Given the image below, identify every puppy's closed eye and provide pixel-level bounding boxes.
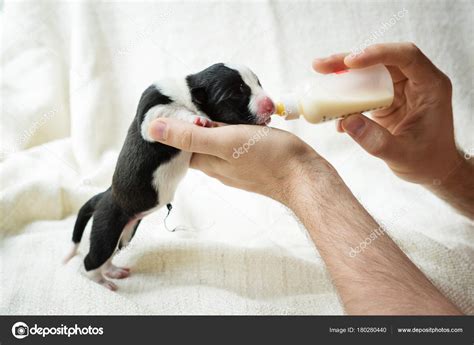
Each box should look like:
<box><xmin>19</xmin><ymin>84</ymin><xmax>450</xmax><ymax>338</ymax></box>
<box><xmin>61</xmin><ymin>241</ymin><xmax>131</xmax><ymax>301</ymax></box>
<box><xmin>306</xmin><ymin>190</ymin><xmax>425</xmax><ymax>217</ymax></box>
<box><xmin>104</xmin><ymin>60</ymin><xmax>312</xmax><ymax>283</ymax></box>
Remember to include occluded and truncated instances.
<box><xmin>239</xmin><ymin>83</ymin><xmax>250</xmax><ymax>95</ymax></box>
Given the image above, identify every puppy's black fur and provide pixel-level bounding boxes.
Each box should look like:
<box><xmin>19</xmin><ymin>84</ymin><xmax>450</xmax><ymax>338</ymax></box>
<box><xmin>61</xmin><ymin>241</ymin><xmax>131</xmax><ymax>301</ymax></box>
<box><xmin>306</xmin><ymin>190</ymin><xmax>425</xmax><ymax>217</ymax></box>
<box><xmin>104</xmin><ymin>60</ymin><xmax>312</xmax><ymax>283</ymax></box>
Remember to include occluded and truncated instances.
<box><xmin>187</xmin><ymin>64</ymin><xmax>259</xmax><ymax>124</ymax></box>
<box><xmin>112</xmin><ymin>87</ymin><xmax>177</xmax><ymax>216</ymax></box>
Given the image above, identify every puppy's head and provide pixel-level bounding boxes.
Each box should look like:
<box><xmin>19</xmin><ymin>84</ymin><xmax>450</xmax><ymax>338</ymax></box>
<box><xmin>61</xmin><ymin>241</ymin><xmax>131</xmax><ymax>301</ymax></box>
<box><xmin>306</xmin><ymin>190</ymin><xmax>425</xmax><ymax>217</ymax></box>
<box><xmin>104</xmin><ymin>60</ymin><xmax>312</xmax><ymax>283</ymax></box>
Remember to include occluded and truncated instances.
<box><xmin>186</xmin><ymin>63</ymin><xmax>274</xmax><ymax>125</ymax></box>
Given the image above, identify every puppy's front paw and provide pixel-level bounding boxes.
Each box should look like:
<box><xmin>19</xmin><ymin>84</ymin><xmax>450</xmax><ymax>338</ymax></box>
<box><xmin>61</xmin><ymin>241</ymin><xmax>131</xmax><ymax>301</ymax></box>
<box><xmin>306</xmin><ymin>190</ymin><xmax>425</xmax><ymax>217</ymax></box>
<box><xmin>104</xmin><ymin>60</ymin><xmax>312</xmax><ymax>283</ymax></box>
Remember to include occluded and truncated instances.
<box><xmin>192</xmin><ymin>116</ymin><xmax>213</xmax><ymax>128</ymax></box>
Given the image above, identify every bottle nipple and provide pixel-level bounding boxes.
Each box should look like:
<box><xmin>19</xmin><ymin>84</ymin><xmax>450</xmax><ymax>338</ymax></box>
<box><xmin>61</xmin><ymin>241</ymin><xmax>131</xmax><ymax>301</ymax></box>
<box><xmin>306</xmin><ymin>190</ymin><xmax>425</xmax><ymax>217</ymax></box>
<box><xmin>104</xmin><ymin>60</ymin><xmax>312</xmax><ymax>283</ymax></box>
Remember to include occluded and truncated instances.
<box><xmin>274</xmin><ymin>96</ymin><xmax>300</xmax><ymax>120</ymax></box>
<box><xmin>275</xmin><ymin>102</ymin><xmax>285</xmax><ymax>116</ymax></box>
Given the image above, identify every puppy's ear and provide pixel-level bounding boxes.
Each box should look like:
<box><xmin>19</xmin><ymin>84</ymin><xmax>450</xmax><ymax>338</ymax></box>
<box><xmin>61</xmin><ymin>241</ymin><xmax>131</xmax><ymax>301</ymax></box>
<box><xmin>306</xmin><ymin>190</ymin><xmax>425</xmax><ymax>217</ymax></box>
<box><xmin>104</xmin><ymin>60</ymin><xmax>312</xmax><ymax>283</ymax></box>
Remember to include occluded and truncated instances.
<box><xmin>190</xmin><ymin>87</ymin><xmax>206</xmax><ymax>106</ymax></box>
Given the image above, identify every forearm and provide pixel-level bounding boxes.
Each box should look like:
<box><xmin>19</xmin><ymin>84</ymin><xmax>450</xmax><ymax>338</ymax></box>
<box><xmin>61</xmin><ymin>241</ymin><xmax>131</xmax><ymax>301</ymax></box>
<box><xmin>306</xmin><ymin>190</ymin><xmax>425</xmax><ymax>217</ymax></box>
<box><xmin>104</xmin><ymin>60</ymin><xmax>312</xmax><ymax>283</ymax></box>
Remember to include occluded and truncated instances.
<box><xmin>424</xmin><ymin>151</ymin><xmax>474</xmax><ymax>219</ymax></box>
<box><xmin>287</xmin><ymin>161</ymin><xmax>462</xmax><ymax>315</ymax></box>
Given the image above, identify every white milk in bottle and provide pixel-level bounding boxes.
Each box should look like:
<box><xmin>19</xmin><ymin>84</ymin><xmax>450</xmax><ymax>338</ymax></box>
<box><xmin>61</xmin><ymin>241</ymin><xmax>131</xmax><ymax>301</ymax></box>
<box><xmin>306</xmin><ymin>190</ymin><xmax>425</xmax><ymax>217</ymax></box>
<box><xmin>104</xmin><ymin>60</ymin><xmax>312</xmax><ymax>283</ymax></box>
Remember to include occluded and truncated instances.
<box><xmin>275</xmin><ymin>64</ymin><xmax>394</xmax><ymax>123</ymax></box>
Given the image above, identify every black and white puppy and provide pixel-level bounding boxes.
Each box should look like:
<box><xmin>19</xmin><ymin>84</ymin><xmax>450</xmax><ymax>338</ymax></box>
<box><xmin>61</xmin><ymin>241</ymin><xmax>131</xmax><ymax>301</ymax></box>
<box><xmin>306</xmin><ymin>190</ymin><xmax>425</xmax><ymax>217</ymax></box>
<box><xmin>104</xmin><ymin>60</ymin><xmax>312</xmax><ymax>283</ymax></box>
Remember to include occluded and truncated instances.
<box><xmin>64</xmin><ymin>63</ymin><xmax>275</xmax><ymax>290</ymax></box>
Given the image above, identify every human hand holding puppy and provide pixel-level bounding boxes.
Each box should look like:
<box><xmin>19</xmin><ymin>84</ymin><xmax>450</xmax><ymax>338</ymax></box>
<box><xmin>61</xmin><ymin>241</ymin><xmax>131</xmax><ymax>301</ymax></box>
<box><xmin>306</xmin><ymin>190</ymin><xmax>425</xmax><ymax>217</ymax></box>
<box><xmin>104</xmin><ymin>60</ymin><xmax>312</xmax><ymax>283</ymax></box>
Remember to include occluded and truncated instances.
<box><xmin>150</xmin><ymin>120</ymin><xmax>327</xmax><ymax>207</ymax></box>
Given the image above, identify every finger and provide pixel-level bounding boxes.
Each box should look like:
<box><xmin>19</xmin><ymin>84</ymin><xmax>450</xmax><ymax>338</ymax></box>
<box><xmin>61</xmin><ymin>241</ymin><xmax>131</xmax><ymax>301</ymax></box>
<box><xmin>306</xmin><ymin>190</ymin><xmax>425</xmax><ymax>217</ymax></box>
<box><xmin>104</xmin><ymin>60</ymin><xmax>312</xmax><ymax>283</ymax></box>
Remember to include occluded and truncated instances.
<box><xmin>370</xmin><ymin>81</ymin><xmax>406</xmax><ymax>118</ymax></box>
<box><xmin>385</xmin><ymin>66</ymin><xmax>406</xmax><ymax>83</ymax></box>
<box><xmin>372</xmin><ymin>110</ymin><xmax>407</xmax><ymax>134</ymax></box>
<box><xmin>190</xmin><ymin>153</ymin><xmax>236</xmax><ymax>186</ymax></box>
<box><xmin>313</xmin><ymin>52</ymin><xmax>407</xmax><ymax>83</ymax></box>
<box><xmin>344</xmin><ymin>42</ymin><xmax>441</xmax><ymax>84</ymax></box>
<box><xmin>312</xmin><ymin>53</ymin><xmax>350</xmax><ymax>74</ymax></box>
<box><xmin>149</xmin><ymin>118</ymin><xmax>226</xmax><ymax>157</ymax></box>
<box><xmin>336</xmin><ymin>119</ymin><xmax>344</xmax><ymax>133</ymax></box>
<box><xmin>341</xmin><ymin>114</ymin><xmax>403</xmax><ymax>161</ymax></box>
<box><xmin>210</xmin><ymin>121</ymin><xmax>227</xmax><ymax>127</ymax></box>
<box><xmin>197</xmin><ymin>168</ymin><xmax>238</xmax><ymax>189</ymax></box>
<box><xmin>190</xmin><ymin>153</ymin><xmax>226</xmax><ymax>172</ymax></box>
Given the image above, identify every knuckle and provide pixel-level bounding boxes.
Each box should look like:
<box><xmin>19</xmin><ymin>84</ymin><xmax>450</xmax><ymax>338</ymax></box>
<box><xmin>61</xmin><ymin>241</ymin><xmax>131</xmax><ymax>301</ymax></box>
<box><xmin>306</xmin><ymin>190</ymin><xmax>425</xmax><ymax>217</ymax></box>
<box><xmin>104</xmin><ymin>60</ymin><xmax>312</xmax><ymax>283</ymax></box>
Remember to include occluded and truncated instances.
<box><xmin>405</xmin><ymin>42</ymin><xmax>421</xmax><ymax>56</ymax></box>
<box><xmin>200</xmin><ymin>134</ymin><xmax>211</xmax><ymax>148</ymax></box>
<box><xmin>367</xmin><ymin>131</ymin><xmax>389</xmax><ymax>157</ymax></box>
<box><xmin>370</xmin><ymin>142</ymin><xmax>387</xmax><ymax>157</ymax></box>
<box><xmin>440</xmin><ymin>73</ymin><xmax>452</xmax><ymax>91</ymax></box>
<box><xmin>180</xmin><ymin>128</ymin><xmax>194</xmax><ymax>151</ymax></box>
<box><xmin>431</xmin><ymin>72</ymin><xmax>452</xmax><ymax>92</ymax></box>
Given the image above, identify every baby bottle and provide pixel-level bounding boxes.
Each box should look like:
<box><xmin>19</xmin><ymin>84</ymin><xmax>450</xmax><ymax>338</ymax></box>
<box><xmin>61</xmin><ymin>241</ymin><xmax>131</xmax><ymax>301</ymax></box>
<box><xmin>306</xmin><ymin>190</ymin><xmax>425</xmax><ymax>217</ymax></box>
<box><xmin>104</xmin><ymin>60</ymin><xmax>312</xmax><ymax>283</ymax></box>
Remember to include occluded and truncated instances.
<box><xmin>275</xmin><ymin>64</ymin><xmax>394</xmax><ymax>123</ymax></box>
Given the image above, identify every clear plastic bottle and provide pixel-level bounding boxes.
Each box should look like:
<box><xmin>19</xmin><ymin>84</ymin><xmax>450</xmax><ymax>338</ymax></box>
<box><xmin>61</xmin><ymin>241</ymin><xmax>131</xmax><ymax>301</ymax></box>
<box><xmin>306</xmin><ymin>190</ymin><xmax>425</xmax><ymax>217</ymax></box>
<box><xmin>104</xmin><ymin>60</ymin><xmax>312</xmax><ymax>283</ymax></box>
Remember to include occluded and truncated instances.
<box><xmin>275</xmin><ymin>64</ymin><xmax>394</xmax><ymax>123</ymax></box>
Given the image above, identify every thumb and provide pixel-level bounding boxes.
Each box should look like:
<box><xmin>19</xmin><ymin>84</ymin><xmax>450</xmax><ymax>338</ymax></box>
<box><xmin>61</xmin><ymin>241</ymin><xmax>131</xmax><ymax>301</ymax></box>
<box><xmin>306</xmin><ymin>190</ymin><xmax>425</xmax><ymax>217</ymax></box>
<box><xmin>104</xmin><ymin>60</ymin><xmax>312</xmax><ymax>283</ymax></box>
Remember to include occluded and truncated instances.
<box><xmin>148</xmin><ymin>118</ymin><xmax>224</xmax><ymax>157</ymax></box>
<box><xmin>341</xmin><ymin>114</ymin><xmax>399</xmax><ymax>160</ymax></box>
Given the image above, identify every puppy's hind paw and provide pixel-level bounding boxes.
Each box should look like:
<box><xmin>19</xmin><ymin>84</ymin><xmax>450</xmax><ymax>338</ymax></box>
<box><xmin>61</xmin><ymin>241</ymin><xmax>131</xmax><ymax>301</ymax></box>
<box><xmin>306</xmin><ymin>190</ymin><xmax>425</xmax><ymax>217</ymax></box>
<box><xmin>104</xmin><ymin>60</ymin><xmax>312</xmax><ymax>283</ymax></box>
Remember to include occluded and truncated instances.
<box><xmin>99</xmin><ymin>279</ymin><xmax>118</xmax><ymax>291</ymax></box>
<box><xmin>104</xmin><ymin>265</ymin><xmax>131</xmax><ymax>279</ymax></box>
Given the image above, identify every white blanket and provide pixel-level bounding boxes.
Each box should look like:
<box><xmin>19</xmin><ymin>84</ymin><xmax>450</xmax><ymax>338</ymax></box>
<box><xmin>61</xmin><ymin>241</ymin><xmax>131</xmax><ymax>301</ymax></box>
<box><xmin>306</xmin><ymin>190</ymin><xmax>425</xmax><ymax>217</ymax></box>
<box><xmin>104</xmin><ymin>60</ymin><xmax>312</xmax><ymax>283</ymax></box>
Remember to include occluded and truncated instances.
<box><xmin>1</xmin><ymin>0</ymin><xmax>473</xmax><ymax>315</ymax></box>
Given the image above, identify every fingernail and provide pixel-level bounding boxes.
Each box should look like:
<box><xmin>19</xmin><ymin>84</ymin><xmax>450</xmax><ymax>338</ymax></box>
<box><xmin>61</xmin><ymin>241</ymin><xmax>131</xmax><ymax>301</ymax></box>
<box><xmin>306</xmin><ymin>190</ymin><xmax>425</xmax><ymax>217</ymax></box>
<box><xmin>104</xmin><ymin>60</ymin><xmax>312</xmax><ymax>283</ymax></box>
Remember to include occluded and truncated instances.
<box><xmin>151</xmin><ymin>120</ymin><xmax>167</xmax><ymax>140</ymax></box>
<box><xmin>342</xmin><ymin>116</ymin><xmax>366</xmax><ymax>137</ymax></box>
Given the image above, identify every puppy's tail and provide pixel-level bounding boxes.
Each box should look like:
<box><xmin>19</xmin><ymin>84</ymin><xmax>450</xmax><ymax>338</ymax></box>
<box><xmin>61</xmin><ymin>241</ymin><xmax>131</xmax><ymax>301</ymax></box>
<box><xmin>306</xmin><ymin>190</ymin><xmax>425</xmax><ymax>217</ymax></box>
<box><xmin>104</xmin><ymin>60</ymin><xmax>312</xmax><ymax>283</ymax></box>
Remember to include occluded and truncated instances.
<box><xmin>63</xmin><ymin>191</ymin><xmax>105</xmax><ymax>264</ymax></box>
<box><xmin>72</xmin><ymin>193</ymin><xmax>104</xmax><ymax>243</ymax></box>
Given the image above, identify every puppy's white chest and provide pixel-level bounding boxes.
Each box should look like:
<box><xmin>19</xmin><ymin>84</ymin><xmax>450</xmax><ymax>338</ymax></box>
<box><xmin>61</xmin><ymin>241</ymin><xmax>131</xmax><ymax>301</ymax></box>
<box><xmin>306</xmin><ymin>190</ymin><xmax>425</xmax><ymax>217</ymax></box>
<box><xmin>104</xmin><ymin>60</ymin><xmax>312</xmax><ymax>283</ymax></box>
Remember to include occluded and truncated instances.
<box><xmin>151</xmin><ymin>151</ymin><xmax>191</xmax><ymax>206</ymax></box>
<box><xmin>139</xmin><ymin>80</ymin><xmax>206</xmax><ymax>207</ymax></box>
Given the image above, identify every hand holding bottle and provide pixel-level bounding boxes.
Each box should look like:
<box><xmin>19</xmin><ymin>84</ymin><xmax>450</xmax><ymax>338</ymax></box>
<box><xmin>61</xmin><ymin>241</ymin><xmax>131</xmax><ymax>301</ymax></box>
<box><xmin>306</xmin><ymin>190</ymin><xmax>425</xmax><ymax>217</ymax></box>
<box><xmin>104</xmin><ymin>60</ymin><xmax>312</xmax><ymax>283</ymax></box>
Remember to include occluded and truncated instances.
<box><xmin>313</xmin><ymin>42</ymin><xmax>462</xmax><ymax>186</ymax></box>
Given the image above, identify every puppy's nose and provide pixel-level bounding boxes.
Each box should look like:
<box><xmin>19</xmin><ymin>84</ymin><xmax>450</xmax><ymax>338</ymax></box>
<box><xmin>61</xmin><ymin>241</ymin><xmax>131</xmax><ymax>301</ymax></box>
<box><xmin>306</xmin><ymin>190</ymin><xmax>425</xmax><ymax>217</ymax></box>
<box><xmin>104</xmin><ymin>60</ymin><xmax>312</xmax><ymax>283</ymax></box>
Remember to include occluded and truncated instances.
<box><xmin>258</xmin><ymin>96</ymin><xmax>275</xmax><ymax>115</ymax></box>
